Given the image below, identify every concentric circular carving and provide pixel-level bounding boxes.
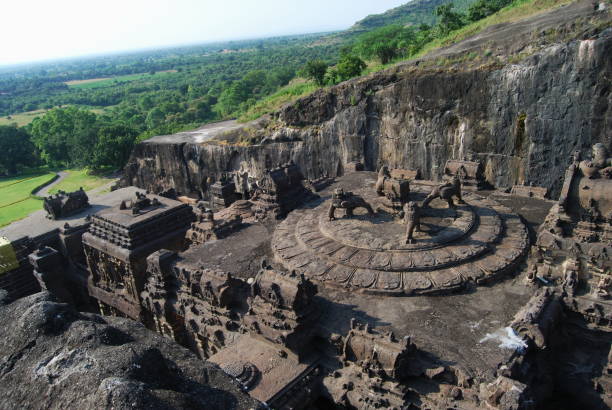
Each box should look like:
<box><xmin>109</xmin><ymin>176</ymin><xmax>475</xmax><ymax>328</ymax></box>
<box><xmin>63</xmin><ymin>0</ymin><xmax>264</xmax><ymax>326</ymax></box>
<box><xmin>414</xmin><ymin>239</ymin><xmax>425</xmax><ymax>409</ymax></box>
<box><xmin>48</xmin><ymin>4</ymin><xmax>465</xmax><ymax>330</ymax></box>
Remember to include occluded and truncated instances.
<box><xmin>318</xmin><ymin>203</ymin><xmax>475</xmax><ymax>251</ymax></box>
<box><xmin>221</xmin><ymin>361</ymin><xmax>259</xmax><ymax>390</ymax></box>
<box><xmin>272</xmin><ymin>186</ymin><xmax>529</xmax><ymax>296</ymax></box>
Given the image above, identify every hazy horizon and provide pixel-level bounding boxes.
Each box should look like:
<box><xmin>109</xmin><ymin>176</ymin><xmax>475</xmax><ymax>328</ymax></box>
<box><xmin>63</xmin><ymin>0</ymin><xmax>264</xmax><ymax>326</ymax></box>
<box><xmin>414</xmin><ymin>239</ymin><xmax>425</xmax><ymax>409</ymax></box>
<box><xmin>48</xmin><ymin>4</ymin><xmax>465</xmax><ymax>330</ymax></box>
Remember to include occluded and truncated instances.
<box><xmin>1</xmin><ymin>0</ymin><xmax>409</xmax><ymax>67</ymax></box>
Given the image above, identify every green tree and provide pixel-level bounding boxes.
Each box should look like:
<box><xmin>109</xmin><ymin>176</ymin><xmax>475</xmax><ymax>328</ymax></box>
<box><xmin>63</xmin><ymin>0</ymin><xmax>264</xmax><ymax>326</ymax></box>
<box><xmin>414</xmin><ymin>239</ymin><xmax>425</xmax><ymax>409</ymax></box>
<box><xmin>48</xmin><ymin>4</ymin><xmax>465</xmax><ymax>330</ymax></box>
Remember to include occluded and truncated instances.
<box><xmin>139</xmin><ymin>95</ymin><xmax>155</xmax><ymax>111</ymax></box>
<box><xmin>303</xmin><ymin>60</ymin><xmax>328</xmax><ymax>86</ymax></box>
<box><xmin>435</xmin><ymin>4</ymin><xmax>466</xmax><ymax>35</ymax></box>
<box><xmin>214</xmin><ymin>70</ymin><xmax>270</xmax><ymax>117</ymax></box>
<box><xmin>215</xmin><ymin>81</ymin><xmax>251</xmax><ymax>117</ymax></box>
<box><xmin>326</xmin><ymin>55</ymin><xmax>367</xmax><ymax>85</ymax></box>
<box><xmin>30</xmin><ymin>106</ymin><xmax>99</xmax><ymax>166</ymax></box>
<box><xmin>467</xmin><ymin>0</ymin><xmax>512</xmax><ymax>22</ymax></box>
<box><xmin>145</xmin><ymin>107</ymin><xmax>166</xmax><ymax>129</ymax></box>
<box><xmin>0</xmin><ymin>125</ymin><xmax>37</xmax><ymax>174</ymax></box>
<box><xmin>92</xmin><ymin>124</ymin><xmax>138</xmax><ymax>169</ymax></box>
<box><xmin>353</xmin><ymin>25</ymin><xmax>407</xmax><ymax>64</ymax></box>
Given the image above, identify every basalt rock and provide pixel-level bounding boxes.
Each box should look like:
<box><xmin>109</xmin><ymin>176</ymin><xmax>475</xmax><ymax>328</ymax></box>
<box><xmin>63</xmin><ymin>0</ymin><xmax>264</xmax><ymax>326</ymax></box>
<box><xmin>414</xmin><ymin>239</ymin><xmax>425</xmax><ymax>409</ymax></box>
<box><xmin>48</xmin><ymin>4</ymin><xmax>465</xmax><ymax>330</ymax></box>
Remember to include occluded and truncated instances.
<box><xmin>122</xmin><ymin>11</ymin><xmax>610</xmax><ymax>201</ymax></box>
<box><xmin>0</xmin><ymin>292</ymin><xmax>260</xmax><ymax>409</ymax></box>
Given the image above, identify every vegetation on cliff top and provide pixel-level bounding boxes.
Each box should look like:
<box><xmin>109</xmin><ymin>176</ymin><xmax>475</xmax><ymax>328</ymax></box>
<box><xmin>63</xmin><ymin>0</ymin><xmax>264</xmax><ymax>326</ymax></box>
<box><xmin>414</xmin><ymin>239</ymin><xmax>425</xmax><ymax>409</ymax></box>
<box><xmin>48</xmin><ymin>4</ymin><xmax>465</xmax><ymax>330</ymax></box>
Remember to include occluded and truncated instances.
<box><xmin>239</xmin><ymin>0</ymin><xmax>579</xmax><ymax>128</ymax></box>
<box><xmin>414</xmin><ymin>0</ymin><xmax>576</xmax><ymax>57</ymax></box>
<box><xmin>338</xmin><ymin>0</ymin><xmax>478</xmax><ymax>37</ymax></box>
<box><xmin>0</xmin><ymin>0</ymin><xmax>597</xmax><ymax>173</ymax></box>
<box><xmin>238</xmin><ymin>80</ymin><xmax>318</xmax><ymax>122</ymax></box>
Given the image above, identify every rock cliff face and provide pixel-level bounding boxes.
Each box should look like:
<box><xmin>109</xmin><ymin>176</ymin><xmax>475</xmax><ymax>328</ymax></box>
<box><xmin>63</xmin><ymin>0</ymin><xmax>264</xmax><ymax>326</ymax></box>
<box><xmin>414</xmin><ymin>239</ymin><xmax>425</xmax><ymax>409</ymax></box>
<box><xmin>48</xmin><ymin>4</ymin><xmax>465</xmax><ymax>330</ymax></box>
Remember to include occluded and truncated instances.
<box><xmin>0</xmin><ymin>292</ymin><xmax>260</xmax><ymax>410</ymax></box>
<box><xmin>122</xmin><ymin>3</ymin><xmax>611</xmax><ymax>200</ymax></box>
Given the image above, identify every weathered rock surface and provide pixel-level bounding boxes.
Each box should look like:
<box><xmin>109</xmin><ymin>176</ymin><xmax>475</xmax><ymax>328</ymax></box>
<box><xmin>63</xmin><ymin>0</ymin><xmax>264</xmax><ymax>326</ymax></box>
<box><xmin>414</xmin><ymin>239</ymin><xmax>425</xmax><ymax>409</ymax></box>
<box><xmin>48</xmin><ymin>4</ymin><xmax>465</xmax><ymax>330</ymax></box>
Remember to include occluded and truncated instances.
<box><xmin>122</xmin><ymin>2</ymin><xmax>610</xmax><ymax>201</ymax></box>
<box><xmin>0</xmin><ymin>292</ymin><xmax>260</xmax><ymax>410</ymax></box>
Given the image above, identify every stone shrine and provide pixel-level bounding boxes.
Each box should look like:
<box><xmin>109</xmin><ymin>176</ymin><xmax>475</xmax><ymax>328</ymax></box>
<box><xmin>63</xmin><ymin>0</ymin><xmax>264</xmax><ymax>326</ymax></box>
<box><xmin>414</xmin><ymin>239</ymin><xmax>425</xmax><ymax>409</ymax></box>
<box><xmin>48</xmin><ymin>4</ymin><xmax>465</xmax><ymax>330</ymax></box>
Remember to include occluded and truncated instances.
<box><xmin>82</xmin><ymin>192</ymin><xmax>194</xmax><ymax>319</ymax></box>
<box><xmin>43</xmin><ymin>188</ymin><xmax>89</xmax><ymax>219</ymax></box>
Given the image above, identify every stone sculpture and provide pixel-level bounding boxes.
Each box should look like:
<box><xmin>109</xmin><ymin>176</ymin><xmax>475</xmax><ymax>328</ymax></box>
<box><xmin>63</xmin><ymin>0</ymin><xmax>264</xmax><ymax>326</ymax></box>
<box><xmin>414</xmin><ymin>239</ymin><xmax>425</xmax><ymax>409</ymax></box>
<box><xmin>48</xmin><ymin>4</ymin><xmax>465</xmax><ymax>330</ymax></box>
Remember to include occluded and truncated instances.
<box><xmin>594</xmin><ymin>275</ymin><xmax>611</xmax><ymax>299</ymax></box>
<box><xmin>579</xmin><ymin>143</ymin><xmax>612</xmax><ymax>179</ymax></box>
<box><xmin>236</xmin><ymin>162</ymin><xmax>314</xmax><ymax>219</ymax></box>
<box><xmin>375</xmin><ymin>166</ymin><xmax>411</xmax><ymax>213</ymax></box>
<box><xmin>13</xmin><ymin>143</ymin><xmax>611</xmax><ymax>409</ymax></box>
<box><xmin>443</xmin><ymin>159</ymin><xmax>485</xmax><ymax>189</ymax></box>
<box><xmin>375</xmin><ymin>166</ymin><xmax>410</xmax><ymax>201</ymax></box>
<box><xmin>422</xmin><ymin>175</ymin><xmax>464</xmax><ymax>209</ymax></box>
<box><xmin>245</xmin><ymin>263</ymin><xmax>319</xmax><ymax>353</ymax></box>
<box><xmin>328</xmin><ymin>188</ymin><xmax>374</xmax><ymax>221</ymax></box>
<box><xmin>209</xmin><ymin>174</ymin><xmax>238</xmax><ymax>209</ymax></box>
<box><xmin>43</xmin><ymin>188</ymin><xmax>89</xmax><ymax>220</ymax></box>
<box><xmin>511</xmin><ymin>288</ymin><xmax>562</xmax><ymax>349</ymax></box>
<box><xmin>185</xmin><ymin>201</ymin><xmax>242</xmax><ymax>246</ymax></box>
<box><xmin>119</xmin><ymin>191</ymin><xmax>161</xmax><ymax>215</ymax></box>
<box><xmin>83</xmin><ymin>194</ymin><xmax>194</xmax><ymax>320</ymax></box>
<box><xmin>563</xmin><ymin>259</ymin><xmax>580</xmax><ymax>297</ymax></box>
<box><xmin>402</xmin><ymin>201</ymin><xmax>421</xmax><ymax>244</ymax></box>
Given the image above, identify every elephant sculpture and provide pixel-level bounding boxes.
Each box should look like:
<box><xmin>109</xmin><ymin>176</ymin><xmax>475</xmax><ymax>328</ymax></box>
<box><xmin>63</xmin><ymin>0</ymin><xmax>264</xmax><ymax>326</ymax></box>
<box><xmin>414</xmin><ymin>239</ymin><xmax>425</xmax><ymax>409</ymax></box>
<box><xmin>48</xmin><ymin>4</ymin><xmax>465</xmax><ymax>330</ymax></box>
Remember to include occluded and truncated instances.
<box><xmin>328</xmin><ymin>188</ymin><xmax>375</xmax><ymax>221</ymax></box>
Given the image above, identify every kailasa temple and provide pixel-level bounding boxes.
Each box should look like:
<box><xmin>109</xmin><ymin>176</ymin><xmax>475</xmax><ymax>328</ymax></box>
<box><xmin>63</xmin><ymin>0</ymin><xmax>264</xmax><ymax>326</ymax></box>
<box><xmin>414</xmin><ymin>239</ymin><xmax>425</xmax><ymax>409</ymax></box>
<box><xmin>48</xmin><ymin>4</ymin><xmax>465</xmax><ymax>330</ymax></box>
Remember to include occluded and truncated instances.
<box><xmin>1</xmin><ymin>134</ymin><xmax>610</xmax><ymax>409</ymax></box>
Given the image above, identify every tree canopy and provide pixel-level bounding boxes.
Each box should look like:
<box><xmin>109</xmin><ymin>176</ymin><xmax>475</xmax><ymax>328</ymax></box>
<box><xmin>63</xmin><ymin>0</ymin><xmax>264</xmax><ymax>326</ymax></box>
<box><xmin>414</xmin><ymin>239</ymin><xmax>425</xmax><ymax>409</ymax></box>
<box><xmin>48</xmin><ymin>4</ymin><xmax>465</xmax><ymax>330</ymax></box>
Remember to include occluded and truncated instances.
<box><xmin>0</xmin><ymin>125</ymin><xmax>36</xmax><ymax>175</ymax></box>
<box><xmin>325</xmin><ymin>55</ymin><xmax>367</xmax><ymax>85</ymax></box>
<box><xmin>302</xmin><ymin>60</ymin><xmax>329</xmax><ymax>86</ymax></box>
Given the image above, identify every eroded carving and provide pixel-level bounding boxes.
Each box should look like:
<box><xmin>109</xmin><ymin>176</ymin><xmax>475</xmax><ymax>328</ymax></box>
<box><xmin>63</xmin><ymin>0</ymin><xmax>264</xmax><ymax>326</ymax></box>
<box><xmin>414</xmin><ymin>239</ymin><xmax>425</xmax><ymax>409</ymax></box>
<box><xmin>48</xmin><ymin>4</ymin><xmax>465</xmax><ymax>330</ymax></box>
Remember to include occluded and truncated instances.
<box><xmin>43</xmin><ymin>188</ymin><xmax>89</xmax><ymax>219</ymax></box>
<box><xmin>403</xmin><ymin>201</ymin><xmax>421</xmax><ymax>244</ymax></box>
<box><xmin>422</xmin><ymin>175</ymin><xmax>464</xmax><ymax>209</ymax></box>
<box><xmin>328</xmin><ymin>188</ymin><xmax>374</xmax><ymax>221</ymax></box>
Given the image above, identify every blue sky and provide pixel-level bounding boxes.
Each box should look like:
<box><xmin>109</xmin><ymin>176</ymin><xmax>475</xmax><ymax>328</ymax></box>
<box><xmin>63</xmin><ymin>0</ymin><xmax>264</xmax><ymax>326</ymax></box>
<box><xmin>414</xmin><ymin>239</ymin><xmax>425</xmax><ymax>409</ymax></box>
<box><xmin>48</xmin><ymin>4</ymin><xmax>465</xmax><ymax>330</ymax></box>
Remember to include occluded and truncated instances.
<box><xmin>1</xmin><ymin>0</ymin><xmax>408</xmax><ymax>66</ymax></box>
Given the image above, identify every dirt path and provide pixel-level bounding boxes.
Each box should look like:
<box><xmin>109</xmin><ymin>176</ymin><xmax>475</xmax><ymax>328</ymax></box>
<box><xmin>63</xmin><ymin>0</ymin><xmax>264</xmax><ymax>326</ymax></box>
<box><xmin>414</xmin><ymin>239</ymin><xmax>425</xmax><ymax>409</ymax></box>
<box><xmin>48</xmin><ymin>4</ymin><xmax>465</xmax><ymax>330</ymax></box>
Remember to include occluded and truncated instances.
<box><xmin>35</xmin><ymin>171</ymin><xmax>68</xmax><ymax>197</ymax></box>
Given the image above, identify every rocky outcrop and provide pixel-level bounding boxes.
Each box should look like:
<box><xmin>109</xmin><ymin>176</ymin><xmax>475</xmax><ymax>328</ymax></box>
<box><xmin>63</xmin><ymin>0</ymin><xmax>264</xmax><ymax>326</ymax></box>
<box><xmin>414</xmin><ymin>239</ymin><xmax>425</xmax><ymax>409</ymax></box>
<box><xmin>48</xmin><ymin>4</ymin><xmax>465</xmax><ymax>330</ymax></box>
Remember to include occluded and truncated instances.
<box><xmin>0</xmin><ymin>292</ymin><xmax>260</xmax><ymax>410</ymax></box>
<box><xmin>122</xmin><ymin>2</ymin><xmax>610</xmax><ymax>200</ymax></box>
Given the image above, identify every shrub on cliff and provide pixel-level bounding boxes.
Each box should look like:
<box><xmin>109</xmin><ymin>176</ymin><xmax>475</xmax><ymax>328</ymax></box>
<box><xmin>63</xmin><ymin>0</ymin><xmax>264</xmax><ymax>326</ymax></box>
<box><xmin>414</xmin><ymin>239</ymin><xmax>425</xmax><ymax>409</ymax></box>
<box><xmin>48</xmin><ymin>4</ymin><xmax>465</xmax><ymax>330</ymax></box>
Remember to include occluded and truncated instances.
<box><xmin>466</xmin><ymin>0</ymin><xmax>514</xmax><ymax>21</ymax></box>
<box><xmin>353</xmin><ymin>24</ymin><xmax>411</xmax><ymax>64</ymax></box>
<box><xmin>325</xmin><ymin>55</ymin><xmax>367</xmax><ymax>85</ymax></box>
<box><xmin>434</xmin><ymin>3</ymin><xmax>467</xmax><ymax>35</ymax></box>
<box><xmin>302</xmin><ymin>60</ymin><xmax>329</xmax><ymax>86</ymax></box>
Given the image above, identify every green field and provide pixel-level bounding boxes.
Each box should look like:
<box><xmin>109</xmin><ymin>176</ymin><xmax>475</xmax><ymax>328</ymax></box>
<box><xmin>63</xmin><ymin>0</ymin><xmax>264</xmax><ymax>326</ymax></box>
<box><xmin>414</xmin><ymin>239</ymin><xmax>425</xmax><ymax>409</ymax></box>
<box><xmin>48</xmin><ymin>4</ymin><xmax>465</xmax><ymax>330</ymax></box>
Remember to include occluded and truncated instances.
<box><xmin>48</xmin><ymin>169</ymin><xmax>114</xmax><ymax>195</ymax></box>
<box><xmin>0</xmin><ymin>169</ymin><xmax>115</xmax><ymax>227</ymax></box>
<box><xmin>0</xmin><ymin>173</ymin><xmax>56</xmax><ymax>227</ymax></box>
<box><xmin>0</xmin><ymin>106</ymin><xmax>110</xmax><ymax>127</ymax></box>
<box><xmin>66</xmin><ymin>70</ymin><xmax>177</xmax><ymax>89</ymax></box>
<box><xmin>0</xmin><ymin>109</ymin><xmax>49</xmax><ymax>126</ymax></box>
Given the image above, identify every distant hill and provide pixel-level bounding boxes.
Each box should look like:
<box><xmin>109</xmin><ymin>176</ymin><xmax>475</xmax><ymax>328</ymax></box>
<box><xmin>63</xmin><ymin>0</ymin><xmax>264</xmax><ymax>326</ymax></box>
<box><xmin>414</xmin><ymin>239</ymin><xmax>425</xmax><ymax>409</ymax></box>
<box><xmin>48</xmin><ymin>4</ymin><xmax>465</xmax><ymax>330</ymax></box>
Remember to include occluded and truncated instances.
<box><xmin>341</xmin><ymin>0</ymin><xmax>477</xmax><ymax>38</ymax></box>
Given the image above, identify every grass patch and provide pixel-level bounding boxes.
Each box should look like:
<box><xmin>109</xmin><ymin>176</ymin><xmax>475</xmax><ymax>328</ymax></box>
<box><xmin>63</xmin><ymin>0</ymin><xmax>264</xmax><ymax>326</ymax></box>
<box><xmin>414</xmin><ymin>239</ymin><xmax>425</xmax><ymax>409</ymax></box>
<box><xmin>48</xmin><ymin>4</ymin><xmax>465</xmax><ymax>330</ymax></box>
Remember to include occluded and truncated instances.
<box><xmin>415</xmin><ymin>0</ymin><xmax>573</xmax><ymax>58</ymax></box>
<box><xmin>0</xmin><ymin>173</ymin><xmax>56</xmax><ymax>207</ymax></box>
<box><xmin>0</xmin><ymin>169</ymin><xmax>115</xmax><ymax>227</ymax></box>
<box><xmin>359</xmin><ymin>0</ymin><xmax>574</xmax><ymax>78</ymax></box>
<box><xmin>66</xmin><ymin>70</ymin><xmax>177</xmax><ymax>89</ymax></box>
<box><xmin>238</xmin><ymin>80</ymin><xmax>319</xmax><ymax>122</ymax></box>
<box><xmin>0</xmin><ymin>198</ymin><xmax>47</xmax><ymax>228</ymax></box>
<box><xmin>0</xmin><ymin>106</ymin><xmax>113</xmax><ymax>127</ymax></box>
<box><xmin>48</xmin><ymin>169</ymin><xmax>114</xmax><ymax>194</ymax></box>
<box><xmin>0</xmin><ymin>109</ymin><xmax>49</xmax><ymax>127</ymax></box>
<box><xmin>0</xmin><ymin>172</ymin><xmax>56</xmax><ymax>227</ymax></box>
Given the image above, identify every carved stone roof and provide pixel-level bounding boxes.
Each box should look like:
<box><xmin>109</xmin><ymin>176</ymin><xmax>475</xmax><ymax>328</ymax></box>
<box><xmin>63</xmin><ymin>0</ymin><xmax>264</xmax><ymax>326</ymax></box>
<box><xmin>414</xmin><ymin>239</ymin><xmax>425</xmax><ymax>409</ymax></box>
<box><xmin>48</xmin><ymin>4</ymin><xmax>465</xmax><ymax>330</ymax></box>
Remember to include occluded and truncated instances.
<box><xmin>87</xmin><ymin>193</ymin><xmax>194</xmax><ymax>251</ymax></box>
